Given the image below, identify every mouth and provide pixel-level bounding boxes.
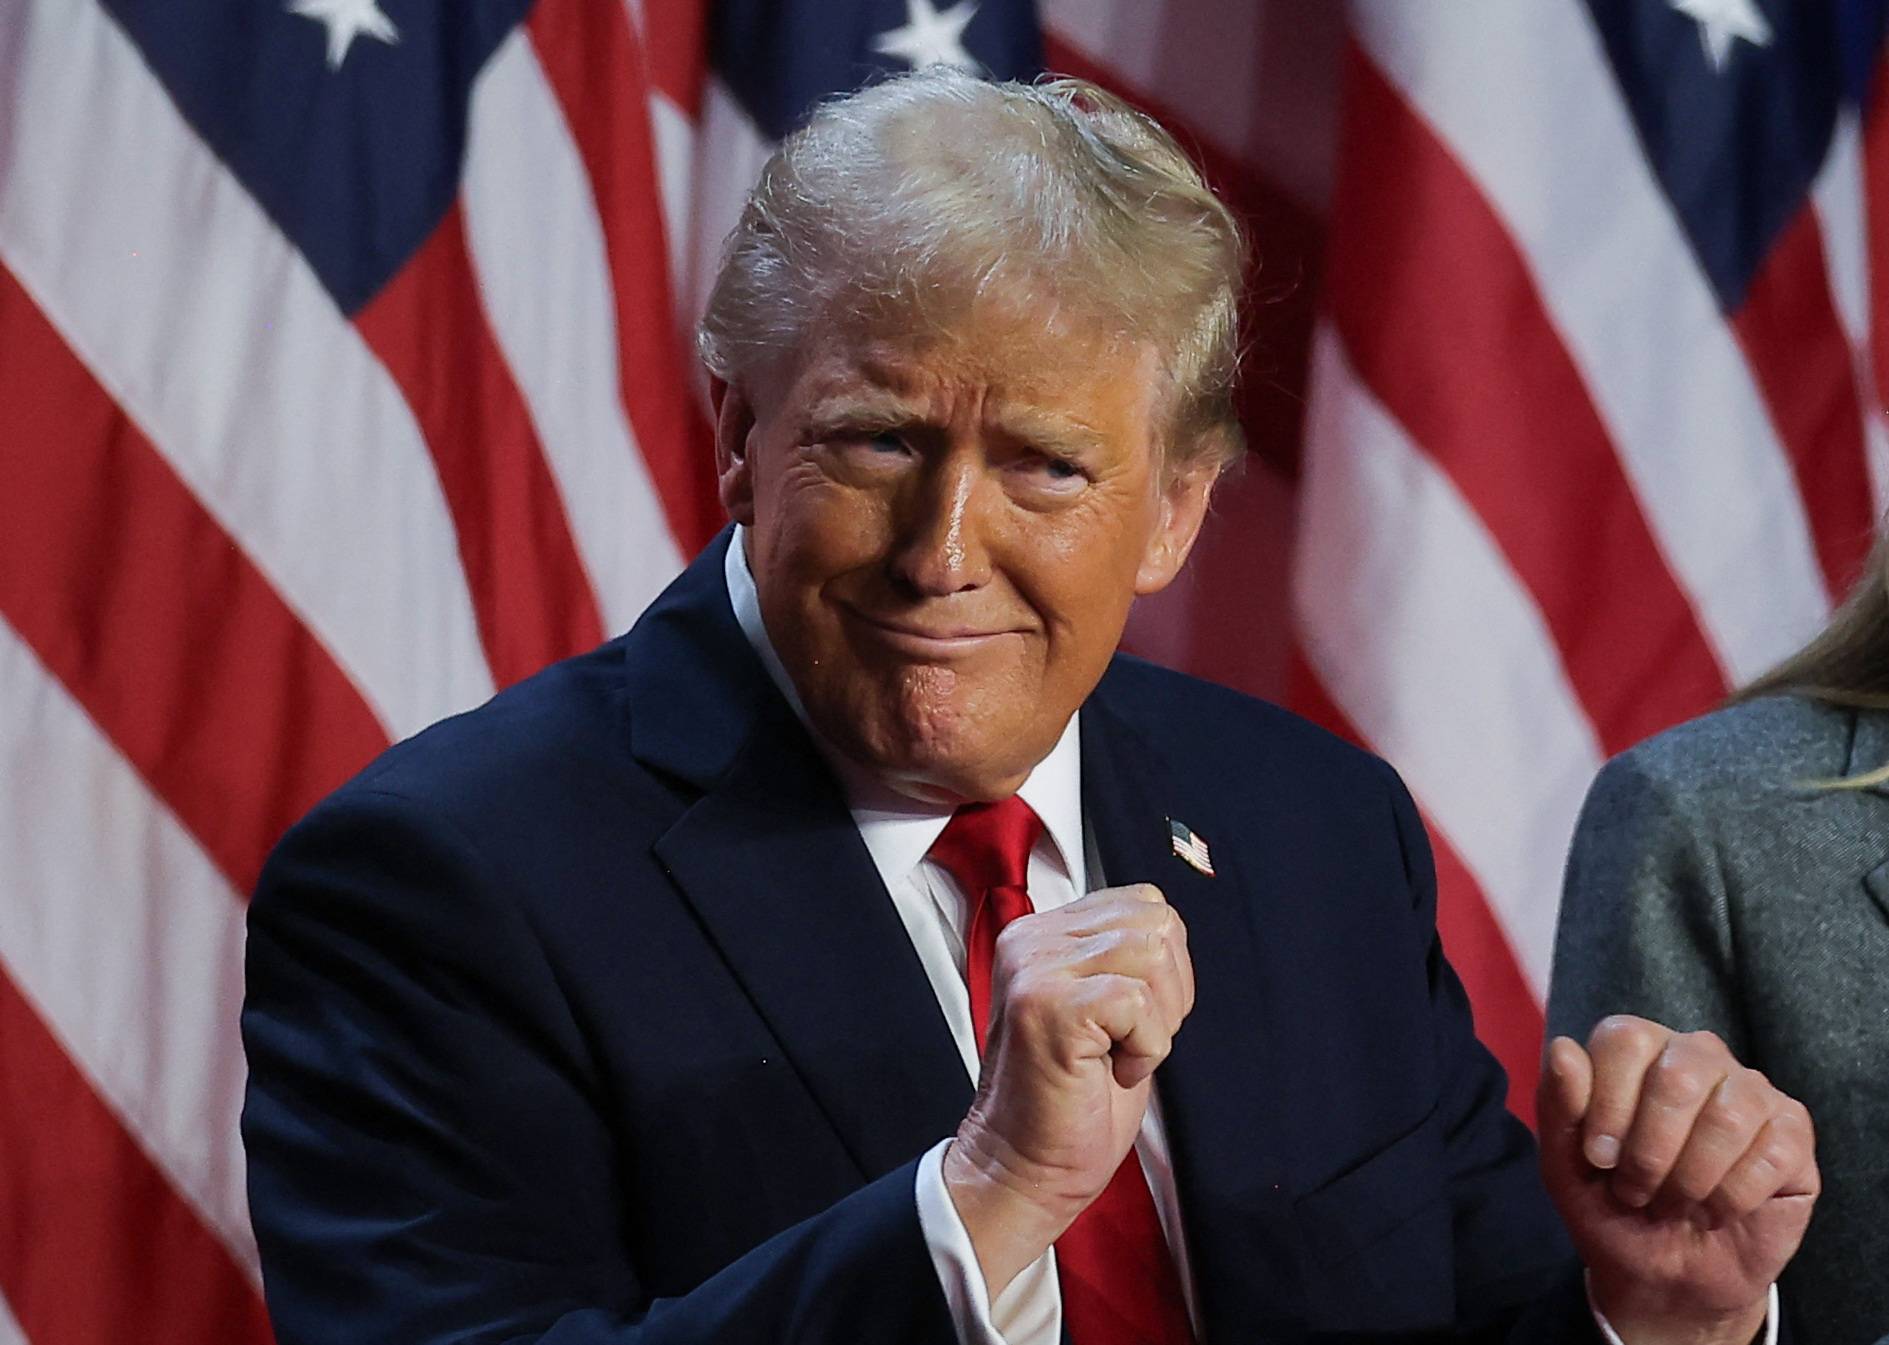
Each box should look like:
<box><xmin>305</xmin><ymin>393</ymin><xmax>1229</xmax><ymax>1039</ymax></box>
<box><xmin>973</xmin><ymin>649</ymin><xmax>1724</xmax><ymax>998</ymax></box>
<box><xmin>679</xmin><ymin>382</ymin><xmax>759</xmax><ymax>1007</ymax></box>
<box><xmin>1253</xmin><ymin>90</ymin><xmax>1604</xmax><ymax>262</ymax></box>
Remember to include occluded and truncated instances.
<box><xmin>840</xmin><ymin>607</ymin><xmax>1027</xmax><ymax>659</ymax></box>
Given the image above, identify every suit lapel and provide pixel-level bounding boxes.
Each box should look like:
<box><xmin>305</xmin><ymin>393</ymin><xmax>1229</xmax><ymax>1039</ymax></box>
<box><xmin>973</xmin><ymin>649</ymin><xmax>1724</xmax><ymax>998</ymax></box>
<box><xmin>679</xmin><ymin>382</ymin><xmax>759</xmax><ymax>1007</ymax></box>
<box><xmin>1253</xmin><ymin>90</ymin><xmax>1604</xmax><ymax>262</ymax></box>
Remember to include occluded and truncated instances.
<box><xmin>1082</xmin><ymin>686</ymin><xmax>1307</xmax><ymax>1340</ymax></box>
<box><xmin>630</xmin><ymin>534</ymin><xmax>971</xmax><ymax>1182</ymax></box>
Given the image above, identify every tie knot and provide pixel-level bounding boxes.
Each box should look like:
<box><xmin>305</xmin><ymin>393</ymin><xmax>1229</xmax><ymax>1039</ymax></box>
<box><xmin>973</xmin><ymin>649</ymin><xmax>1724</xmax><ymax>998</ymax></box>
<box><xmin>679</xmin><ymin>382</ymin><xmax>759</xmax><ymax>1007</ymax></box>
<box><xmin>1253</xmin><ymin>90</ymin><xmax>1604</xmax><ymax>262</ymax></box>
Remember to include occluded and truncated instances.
<box><xmin>928</xmin><ymin>795</ymin><xmax>1044</xmax><ymax>893</ymax></box>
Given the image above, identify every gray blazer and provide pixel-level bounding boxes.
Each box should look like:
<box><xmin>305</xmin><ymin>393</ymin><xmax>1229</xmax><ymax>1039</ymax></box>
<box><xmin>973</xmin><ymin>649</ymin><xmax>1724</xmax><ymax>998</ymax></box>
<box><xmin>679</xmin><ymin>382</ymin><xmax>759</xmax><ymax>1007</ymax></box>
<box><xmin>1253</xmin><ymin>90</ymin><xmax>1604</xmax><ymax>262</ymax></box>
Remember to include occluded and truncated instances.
<box><xmin>1548</xmin><ymin>695</ymin><xmax>1889</xmax><ymax>1345</ymax></box>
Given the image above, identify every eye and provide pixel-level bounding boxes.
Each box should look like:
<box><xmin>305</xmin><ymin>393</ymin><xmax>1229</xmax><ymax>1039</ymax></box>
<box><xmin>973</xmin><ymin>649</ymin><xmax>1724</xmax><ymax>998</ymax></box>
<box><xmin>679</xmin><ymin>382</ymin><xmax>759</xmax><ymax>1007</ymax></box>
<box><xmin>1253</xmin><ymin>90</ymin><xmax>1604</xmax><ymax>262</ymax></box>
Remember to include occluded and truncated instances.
<box><xmin>1016</xmin><ymin>451</ymin><xmax>1088</xmax><ymax>490</ymax></box>
<box><xmin>821</xmin><ymin>428</ymin><xmax>916</xmax><ymax>478</ymax></box>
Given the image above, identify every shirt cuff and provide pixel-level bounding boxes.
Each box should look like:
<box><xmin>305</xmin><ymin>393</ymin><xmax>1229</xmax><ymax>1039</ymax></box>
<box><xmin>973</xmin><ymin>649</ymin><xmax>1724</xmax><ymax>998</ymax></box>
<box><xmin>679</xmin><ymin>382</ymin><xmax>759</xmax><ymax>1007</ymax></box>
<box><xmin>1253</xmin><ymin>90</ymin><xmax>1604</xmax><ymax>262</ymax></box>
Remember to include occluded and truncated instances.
<box><xmin>914</xmin><ymin>1139</ymin><xmax>1060</xmax><ymax>1345</ymax></box>
<box><xmin>1586</xmin><ymin>1276</ymin><xmax>1779</xmax><ymax>1345</ymax></box>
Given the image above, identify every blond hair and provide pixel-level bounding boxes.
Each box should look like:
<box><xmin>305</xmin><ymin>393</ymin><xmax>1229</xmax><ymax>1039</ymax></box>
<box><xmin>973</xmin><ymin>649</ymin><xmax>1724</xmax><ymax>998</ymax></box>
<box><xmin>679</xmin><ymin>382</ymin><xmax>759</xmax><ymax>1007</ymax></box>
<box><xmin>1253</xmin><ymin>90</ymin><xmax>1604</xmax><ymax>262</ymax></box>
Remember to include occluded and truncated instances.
<box><xmin>1737</xmin><ymin>523</ymin><xmax>1889</xmax><ymax>787</ymax></box>
<box><xmin>697</xmin><ymin>68</ymin><xmax>1247</xmax><ymax>474</ymax></box>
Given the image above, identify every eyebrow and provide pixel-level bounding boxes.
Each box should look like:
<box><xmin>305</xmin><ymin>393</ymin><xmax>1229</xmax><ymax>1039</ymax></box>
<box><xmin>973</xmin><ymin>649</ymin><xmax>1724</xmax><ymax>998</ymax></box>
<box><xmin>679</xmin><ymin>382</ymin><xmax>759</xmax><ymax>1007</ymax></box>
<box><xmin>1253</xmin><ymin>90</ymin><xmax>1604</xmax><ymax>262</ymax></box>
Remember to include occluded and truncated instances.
<box><xmin>801</xmin><ymin>392</ymin><xmax>1108</xmax><ymax>458</ymax></box>
<box><xmin>800</xmin><ymin>391</ymin><xmax>919</xmax><ymax>433</ymax></box>
<box><xmin>994</xmin><ymin>406</ymin><xmax>1108</xmax><ymax>458</ymax></box>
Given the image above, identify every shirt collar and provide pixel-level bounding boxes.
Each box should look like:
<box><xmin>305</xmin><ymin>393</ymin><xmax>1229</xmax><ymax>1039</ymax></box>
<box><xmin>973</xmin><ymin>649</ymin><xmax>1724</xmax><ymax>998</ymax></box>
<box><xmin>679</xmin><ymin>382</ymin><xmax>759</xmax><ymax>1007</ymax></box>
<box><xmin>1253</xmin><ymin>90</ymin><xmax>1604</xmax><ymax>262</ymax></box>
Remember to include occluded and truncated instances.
<box><xmin>724</xmin><ymin>525</ymin><xmax>1086</xmax><ymax>893</ymax></box>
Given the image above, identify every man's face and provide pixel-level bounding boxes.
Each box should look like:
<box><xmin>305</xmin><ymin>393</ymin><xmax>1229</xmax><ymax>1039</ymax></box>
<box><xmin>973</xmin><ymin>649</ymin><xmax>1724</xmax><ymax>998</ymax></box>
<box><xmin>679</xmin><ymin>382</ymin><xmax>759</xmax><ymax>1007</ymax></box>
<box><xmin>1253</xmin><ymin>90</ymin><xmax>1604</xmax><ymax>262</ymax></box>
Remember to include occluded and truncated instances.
<box><xmin>715</xmin><ymin>296</ymin><xmax>1216</xmax><ymax>804</ymax></box>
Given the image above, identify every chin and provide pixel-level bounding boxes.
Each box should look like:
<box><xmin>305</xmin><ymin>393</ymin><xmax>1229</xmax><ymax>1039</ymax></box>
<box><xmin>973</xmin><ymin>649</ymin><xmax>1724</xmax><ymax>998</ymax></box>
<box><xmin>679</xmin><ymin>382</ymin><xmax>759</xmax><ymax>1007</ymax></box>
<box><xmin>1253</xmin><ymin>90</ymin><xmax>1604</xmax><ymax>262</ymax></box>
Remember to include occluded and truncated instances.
<box><xmin>876</xmin><ymin>716</ymin><xmax>1045</xmax><ymax>804</ymax></box>
<box><xmin>804</xmin><ymin>662</ymin><xmax>1056</xmax><ymax>799</ymax></box>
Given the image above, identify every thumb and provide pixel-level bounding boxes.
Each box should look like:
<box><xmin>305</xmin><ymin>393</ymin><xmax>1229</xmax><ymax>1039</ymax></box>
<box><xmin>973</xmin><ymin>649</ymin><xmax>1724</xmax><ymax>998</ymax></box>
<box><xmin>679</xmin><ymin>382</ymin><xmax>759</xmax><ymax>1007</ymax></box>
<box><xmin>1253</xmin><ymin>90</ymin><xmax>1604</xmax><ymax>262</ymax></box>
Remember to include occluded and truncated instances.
<box><xmin>1536</xmin><ymin>1036</ymin><xmax>1594</xmax><ymax>1185</ymax></box>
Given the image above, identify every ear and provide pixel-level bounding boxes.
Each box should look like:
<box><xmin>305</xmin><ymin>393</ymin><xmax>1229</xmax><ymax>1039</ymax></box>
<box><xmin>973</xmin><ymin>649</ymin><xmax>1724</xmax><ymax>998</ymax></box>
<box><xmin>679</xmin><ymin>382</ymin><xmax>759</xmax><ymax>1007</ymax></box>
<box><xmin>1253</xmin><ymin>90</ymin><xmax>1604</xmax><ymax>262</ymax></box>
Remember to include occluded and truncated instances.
<box><xmin>1134</xmin><ymin>458</ymin><xmax>1218</xmax><ymax>596</ymax></box>
<box><xmin>712</xmin><ymin>376</ymin><xmax>759</xmax><ymax>526</ymax></box>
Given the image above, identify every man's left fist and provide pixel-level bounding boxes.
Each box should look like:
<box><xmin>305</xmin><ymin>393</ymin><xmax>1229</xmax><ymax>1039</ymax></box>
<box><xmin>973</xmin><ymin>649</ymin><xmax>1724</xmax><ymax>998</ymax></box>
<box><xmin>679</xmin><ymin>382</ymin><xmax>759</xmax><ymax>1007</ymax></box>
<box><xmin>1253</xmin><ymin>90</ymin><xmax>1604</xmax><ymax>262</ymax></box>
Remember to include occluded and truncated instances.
<box><xmin>1538</xmin><ymin>1016</ymin><xmax>1818</xmax><ymax>1345</ymax></box>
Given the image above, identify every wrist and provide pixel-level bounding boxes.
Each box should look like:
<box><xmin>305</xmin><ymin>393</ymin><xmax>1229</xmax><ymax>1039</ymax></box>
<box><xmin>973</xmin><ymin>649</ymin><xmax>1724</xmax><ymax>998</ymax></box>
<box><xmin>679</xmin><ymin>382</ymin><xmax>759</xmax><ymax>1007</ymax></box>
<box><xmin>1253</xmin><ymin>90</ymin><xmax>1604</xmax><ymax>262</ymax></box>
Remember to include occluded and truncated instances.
<box><xmin>940</xmin><ymin>1126</ymin><xmax>1082</xmax><ymax>1298</ymax></box>
<box><xmin>1589</xmin><ymin>1273</ymin><xmax>1770</xmax><ymax>1345</ymax></box>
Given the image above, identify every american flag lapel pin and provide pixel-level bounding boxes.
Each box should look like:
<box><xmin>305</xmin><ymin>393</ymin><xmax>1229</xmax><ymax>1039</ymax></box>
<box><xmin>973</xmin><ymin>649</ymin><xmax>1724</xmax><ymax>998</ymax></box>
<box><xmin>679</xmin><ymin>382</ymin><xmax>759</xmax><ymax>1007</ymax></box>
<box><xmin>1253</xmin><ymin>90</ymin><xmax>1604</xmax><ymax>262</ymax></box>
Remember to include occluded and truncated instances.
<box><xmin>1167</xmin><ymin>818</ymin><xmax>1215</xmax><ymax>877</ymax></box>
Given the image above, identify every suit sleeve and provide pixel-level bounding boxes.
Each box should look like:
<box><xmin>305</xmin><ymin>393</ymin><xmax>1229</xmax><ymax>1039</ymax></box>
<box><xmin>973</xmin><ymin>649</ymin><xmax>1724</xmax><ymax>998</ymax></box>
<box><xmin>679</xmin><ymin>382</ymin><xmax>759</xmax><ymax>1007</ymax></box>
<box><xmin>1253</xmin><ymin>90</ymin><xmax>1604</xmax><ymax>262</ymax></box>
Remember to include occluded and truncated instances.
<box><xmin>1372</xmin><ymin>759</ymin><xmax>1608</xmax><ymax>1343</ymax></box>
<box><xmin>241</xmin><ymin>786</ymin><xmax>957</xmax><ymax>1345</ymax></box>
<box><xmin>1545</xmin><ymin>752</ymin><xmax>1746</xmax><ymax>1054</ymax></box>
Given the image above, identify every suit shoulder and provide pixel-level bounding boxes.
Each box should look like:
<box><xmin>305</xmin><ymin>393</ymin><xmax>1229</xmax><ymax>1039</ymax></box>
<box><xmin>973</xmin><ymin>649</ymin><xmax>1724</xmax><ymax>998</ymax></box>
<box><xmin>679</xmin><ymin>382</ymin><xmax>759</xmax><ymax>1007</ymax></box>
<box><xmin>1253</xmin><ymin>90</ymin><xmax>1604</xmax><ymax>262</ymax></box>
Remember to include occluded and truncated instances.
<box><xmin>327</xmin><ymin>637</ymin><xmax>641</xmax><ymax>826</ymax></box>
<box><xmin>1592</xmin><ymin>695</ymin><xmax>1855</xmax><ymax>816</ymax></box>
<box><xmin>1098</xmin><ymin>655</ymin><xmax>1393</xmax><ymax>788</ymax></box>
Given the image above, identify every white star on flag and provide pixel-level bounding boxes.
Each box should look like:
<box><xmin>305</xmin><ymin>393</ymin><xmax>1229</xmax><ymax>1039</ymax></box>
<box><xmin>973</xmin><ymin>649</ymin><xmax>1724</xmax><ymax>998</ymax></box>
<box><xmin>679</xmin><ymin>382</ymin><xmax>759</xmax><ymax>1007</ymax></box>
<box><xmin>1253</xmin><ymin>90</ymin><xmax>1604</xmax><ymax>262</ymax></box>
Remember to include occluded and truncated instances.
<box><xmin>289</xmin><ymin>0</ymin><xmax>401</xmax><ymax>71</ymax></box>
<box><xmin>872</xmin><ymin>0</ymin><xmax>982</xmax><ymax>72</ymax></box>
<box><xmin>1669</xmin><ymin>0</ymin><xmax>1774</xmax><ymax>73</ymax></box>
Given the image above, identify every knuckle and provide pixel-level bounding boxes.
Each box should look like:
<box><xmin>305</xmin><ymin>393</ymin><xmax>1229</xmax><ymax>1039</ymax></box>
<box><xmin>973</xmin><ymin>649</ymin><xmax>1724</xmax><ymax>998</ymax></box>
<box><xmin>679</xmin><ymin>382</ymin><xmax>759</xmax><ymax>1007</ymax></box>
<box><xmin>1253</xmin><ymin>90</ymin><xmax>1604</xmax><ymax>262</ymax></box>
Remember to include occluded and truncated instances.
<box><xmin>1731</xmin><ymin>1065</ymin><xmax>1772</xmax><ymax>1098</ymax></box>
<box><xmin>1591</xmin><ymin>1014</ymin><xmax>1658</xmax><ymax>1056</ymax></box>
<box><xmin>1744</xmin><ymin>1137</ymin><xmax>1790</xmax><ymax>1182</ymax></box>
<box><xmin>1647</xmin><ymin>1054</ymin><xmax>1712</xmax><ymax>1106</ymax></box>
<box><xmin>1787</xmin><ymin>1099</ymin><xmax>1816</xmax><ymax>1139</ymax></box>
<box><xmin>1701</xmin><ymin>1100</ymin><xmax>1755</xmax><ymax>1139</ymax></box>
<box><xmin>1009</xmin><ymin>966</ymin><xmax>1067</xmax><ymax>1016</ymax></box>
<box><xmin>1592</xmin><ymin>1012</ymin><xmax>1648</xmax><ymax>1040</ymax></box>
<box><xmin>1763</xmin><ymin>1109</ymin><xmax>1813</xmax><ymax>1159</ymax></box>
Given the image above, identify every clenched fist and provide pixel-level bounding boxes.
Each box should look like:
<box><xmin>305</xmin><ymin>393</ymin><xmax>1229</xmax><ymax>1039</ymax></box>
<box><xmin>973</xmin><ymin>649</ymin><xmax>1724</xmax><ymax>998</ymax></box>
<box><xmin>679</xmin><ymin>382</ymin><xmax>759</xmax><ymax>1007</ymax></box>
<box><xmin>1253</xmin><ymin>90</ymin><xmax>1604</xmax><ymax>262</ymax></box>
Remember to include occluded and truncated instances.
<box><xmin>1539</xmin><ymin>1017</ymin><xmax>1819</xmax><ymax>1345</ymax></box>
<box><xmin>942</xmin><ymin>883</ymin><xmax>1193</xmax><ymax>1295</ymax></box>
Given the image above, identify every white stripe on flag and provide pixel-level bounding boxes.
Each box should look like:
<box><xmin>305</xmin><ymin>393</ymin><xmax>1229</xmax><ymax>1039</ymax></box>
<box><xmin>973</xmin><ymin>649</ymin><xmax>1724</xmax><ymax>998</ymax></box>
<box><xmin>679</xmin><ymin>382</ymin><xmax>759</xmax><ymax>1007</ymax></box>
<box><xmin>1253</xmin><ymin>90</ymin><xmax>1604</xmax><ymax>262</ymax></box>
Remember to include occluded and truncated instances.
<box><xmin>0</xmin><ymin>615</ymin><xmax>258</xmax><ymax>1281</ymax></box>
<box><xmin>464</xmin><ymin>33</ymin><xmax>685</xmax><ymax>632</ymax></box>
<box><xmin>0</xmin><ymin>0</ymin><xmax>495</xmax><ymax>738</ymax></box>
<box><xmin>0</xmin><ymin>1291</ymin><xmax>26</xmax><ymax>1345</ymax></box>
<box><xmin>1353</xmin><ymin>0</ymin><xmax>1831</xmax><ymax>681</ymax></box>
<box><xmin>651</xmin><ymin>89</ymin><xmax>718</xmax><ymax>420</ymax></box>
<box><xmin>650</xmin><ymin>90</ymin><xmax>699</xmax><ymax>335</ymax></box>
<box><xmin>1810</xmin><ymin>112</ymin><xmax>1889</xmax><ymax>516</ymax></box>
<box><xmin>1295</xmin><ymin>325</ymin><xmax>1603</xmax><ymax>997</ymax></box>
<box><xmin>681</xmin><ymin>79</ymin><xmax>778</xmax><ymax>351</ymax></box>
<box><xmin>1816</xmin><ymin>114</ymin><xmax>1872</xmax><ymax>348</ymax></box>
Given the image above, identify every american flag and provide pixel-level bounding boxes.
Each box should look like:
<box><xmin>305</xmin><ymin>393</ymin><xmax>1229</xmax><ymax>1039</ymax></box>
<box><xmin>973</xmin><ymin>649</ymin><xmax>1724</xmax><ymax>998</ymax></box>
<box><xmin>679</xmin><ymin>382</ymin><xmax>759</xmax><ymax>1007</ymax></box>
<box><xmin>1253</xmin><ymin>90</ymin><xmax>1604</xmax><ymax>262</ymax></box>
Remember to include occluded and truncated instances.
<box><xmin>1168</xmin><ymin>818</ymin><xmax>1216</xmax><ymax>878</ymax></box>
<box><xmin>0</xmin><ymin>0</ymin><xmax>1872</xmax><ymax>1338</ymax></box>
<box><xmin>1294</xmin><ymin>0</ymin><xmax>1889</xmax><ymax>1122</ymax></box>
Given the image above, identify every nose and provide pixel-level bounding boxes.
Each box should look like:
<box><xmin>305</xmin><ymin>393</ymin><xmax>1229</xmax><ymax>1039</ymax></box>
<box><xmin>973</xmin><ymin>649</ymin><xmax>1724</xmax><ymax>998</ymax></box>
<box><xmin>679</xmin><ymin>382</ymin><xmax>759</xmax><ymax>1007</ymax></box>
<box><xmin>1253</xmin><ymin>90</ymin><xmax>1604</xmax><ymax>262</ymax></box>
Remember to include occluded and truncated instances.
<box><xmin>890</xmin><ymin>451</ymin><xmax>993</xmax><ymax>597</ymax></box>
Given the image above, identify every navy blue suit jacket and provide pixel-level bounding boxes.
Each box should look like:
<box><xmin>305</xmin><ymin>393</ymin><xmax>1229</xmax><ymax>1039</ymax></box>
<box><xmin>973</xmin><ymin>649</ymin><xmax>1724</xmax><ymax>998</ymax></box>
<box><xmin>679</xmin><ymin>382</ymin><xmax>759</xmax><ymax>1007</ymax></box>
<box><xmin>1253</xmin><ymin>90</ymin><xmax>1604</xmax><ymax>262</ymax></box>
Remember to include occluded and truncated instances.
<box><xmin>242</xmin><ymin>531</ymin><xmax>1597</xmax><ymax>1343</ymax></box>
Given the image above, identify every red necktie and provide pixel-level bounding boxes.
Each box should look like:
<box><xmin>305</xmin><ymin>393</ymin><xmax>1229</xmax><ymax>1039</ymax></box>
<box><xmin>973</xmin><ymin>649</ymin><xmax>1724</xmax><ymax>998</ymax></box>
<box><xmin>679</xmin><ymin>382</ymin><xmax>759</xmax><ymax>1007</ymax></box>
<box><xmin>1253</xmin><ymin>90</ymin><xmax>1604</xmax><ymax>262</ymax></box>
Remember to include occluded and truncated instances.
<box><xmin>930</xmin><ymin>798</ymin><xmax>1196</xmax><ymax>1345</ymax></box>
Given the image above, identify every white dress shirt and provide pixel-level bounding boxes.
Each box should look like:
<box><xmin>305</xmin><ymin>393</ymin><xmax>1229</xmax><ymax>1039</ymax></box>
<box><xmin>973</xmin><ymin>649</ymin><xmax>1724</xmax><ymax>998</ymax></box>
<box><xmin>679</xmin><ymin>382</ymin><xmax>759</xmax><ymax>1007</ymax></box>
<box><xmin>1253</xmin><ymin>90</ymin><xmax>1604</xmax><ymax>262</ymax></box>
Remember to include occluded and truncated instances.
<box><xmin>722</xmin><ymin>527</ymin><xmax>1774</xmax><ymax>1345</ymax></box>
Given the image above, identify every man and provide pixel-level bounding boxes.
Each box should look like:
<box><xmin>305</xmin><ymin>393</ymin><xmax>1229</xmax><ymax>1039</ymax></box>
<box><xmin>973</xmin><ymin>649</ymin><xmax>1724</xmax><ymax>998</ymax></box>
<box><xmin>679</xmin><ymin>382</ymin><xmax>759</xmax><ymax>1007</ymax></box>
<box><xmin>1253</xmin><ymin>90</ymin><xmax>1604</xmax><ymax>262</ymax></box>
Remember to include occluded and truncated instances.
<box><xmin>242</xmin><ymin>71</ymin><xmax>1817</xmax><ymax>1344</ymax></box>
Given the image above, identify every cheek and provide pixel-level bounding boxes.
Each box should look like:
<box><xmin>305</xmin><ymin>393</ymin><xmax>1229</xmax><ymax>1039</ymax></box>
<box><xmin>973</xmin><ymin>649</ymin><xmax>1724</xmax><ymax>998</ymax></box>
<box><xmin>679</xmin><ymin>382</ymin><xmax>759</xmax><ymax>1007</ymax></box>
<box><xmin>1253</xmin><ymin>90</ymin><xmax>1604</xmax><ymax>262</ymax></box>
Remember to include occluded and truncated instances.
<box><xmin>763</xmin><ymin>478</ymin><xmax>894</xmax><ymax>587</ymax></box>
<box><xmin>1018</xmin><ymin>510</ymin><xmax>1148</xmax><ymax>635</ymax></box>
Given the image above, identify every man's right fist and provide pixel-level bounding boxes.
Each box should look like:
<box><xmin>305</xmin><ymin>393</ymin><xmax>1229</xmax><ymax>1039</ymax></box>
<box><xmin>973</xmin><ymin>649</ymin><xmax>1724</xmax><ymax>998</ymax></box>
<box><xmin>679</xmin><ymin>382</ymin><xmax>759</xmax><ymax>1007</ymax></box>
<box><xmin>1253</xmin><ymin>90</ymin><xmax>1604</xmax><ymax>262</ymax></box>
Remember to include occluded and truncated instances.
<box><xmin>941</xmin><ymin>883</ymin><xmax>1194</xmax><ymax>1295</ymax></box>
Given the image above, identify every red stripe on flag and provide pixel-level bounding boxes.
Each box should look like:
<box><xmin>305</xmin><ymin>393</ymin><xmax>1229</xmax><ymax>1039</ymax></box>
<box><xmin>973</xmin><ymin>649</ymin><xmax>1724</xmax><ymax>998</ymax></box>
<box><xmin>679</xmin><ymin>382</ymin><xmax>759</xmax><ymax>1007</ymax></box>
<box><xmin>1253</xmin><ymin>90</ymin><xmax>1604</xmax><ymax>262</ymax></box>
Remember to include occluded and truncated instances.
<box><xmin>0</xmin><ymin>965</ymin><xmax>273</xmax><ymax>1345</ymax></box>
<box><xmin>1731</xmin><ymin>205</ymin><xmax>1877</xmax><ymax>600</ymax></box>
<box><xmin>1328</xmin><ymin>49</ymin><xmax>1728</xmax><ymax>757</ymax></box>
<box><xmin>1042</xmin><ymin>33</ymin><xmax>1324</xmax><ymax>474</ymax></box>
<box><xmin>1288</xmin><ymin>655</ymin><xmax>1544</xmax><ymax>1127</ymax></box>
<box><xmin>357</xmin><ymin>202</ymin><xmax>606</xmax><ymax>689</ymax></box>
<box><xmin>1864</xmin><ymin>56</ymin><xmax>1889</xmax><ymax>425</ymax></box>
<box><xmin>641</xmin><ymin>0</ymin><xmax>708</xmax><ymax>114</ymax></box>
<box><xmin>0</xmin><ymin>261</ymin><xmax>389</xmax><ymax>895</ymax></box>
<box><xmin>527</xmin><ymin>0</ymin><xmax>725</xmax><ymax>558</ymax></box>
